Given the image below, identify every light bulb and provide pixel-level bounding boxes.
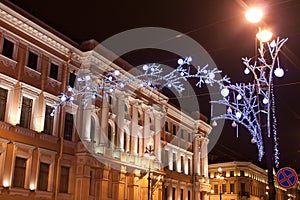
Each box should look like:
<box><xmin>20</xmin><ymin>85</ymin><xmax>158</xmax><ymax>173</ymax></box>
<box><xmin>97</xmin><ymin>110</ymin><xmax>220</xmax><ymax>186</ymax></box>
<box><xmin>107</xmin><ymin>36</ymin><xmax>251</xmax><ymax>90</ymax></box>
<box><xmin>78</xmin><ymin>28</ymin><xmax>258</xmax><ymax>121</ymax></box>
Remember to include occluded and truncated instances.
<box><xmin>209</xmin><ymin>72</ymin><xmax>215</xmax><ymax>79</ymax></box>
<box><xmin>221</xmin><ymin>88</ymin><xmax>229</xmax><ymax>97</ymax></box>
<box><xmin>85</xmin><ymin>75</ymin><xmax>91</xmax><ymax>80</ymax></box>
<box><xmin>237</xmin><ymin>94</ymin><xmax>242</xmax><ymax>100</ymax></box>
<box><xmin>177</xmin><ymin>58</ymin><xmax>184</xmax><ymax>65</ymax></box>
<box><xmin>61</xmin><ymin>95</ymin><xmax>67</xmax><ymax>102</ymax></box>
<box><xmin>70</xmin><ymin>96</ymin><xmax>74</xmax><ymax>101</ymax></box>
<box><xmin>114</xmin><ymin>70</ymin><xmax>120</xmax><ymax>76</ymax></box>
<box><xmin>270</xmin><ymin>40</ymin><xmax>276</xmax><ymax>48</ymax></box>
<box><xmin>235</xmin><ymin>112</ymin><xmax>242</xmax><ymax>119</ymax></box>
<box><xmin>256</xmin><ymin>30</ymin><xmax>273</xmax><ymax>43</ymax></box>
<box><xmin>232</xmin><ymin>121</ymin><xmax>237</xmax><ymax>128</ymax></box>
<box><xmin>227</xmin><ymin>107</ymin><xmax>232</xmax><ymax>113</ymax></box>
<box><xmin>244</xmin><ymin>68</ymin><xmax>250</xmax><ymax>74</ymax></box>
<box><xmin>274</xmin><ymin>67</ymin><xmax>284</xmax><ymax>77</ymax></box>
<box><xmin>143</xmin><ymin>65</ymin><xmax>148</xmax><ymax>71</ymax></box>
<box><xmin>251</xmin><ymin>137</ymin><xmax>256</xmax><ymax>143</ymax></box>
<box><xmin>263</xmin><ymin>98</ymin><xmax>268</xmax><ymax>104</ymax></box>
<box><xmin>245</xmin><ymin>8</ymin><xmax>263</xmax><ymax>23</ymax></box>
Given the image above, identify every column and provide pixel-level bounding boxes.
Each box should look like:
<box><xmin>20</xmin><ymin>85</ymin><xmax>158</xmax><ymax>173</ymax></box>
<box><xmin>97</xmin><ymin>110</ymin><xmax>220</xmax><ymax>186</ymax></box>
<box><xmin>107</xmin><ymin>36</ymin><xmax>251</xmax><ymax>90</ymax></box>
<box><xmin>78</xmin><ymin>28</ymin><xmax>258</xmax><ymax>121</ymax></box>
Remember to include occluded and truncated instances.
<box><xmin>81</xmin><ymin>101</ymin><xmax>92</xmax><ymax>141</ymax></box>
<box><xmin>116</xmin><ymin>92</ymin><xmax>125</xmax><ymax>151</ymax></box>
<box><xmin>193</xmin><ymin>135</ymin><xmax>200</xmax><ymax>175</ymax></box>
<box><xmin>128</xmin><ymin>170</ymin><xmax>140</xmax><ymax>200</ymax></box>
<box><xmin>142</xmin><ymin>105</ymin><xmax>150</xmax><ymax>153</ymax></box>
<box><xmin>34</xmin><ymin>91</ymin><xmax>45</xmax><ymax>132</ymax></box>
<box><xmin>200</xmin><ymin>137</ymin><xmax>209</xmax><ymax>177</ymax></box>
<box><xmin>99</xmin><ymin>95</ymin><xmax>109</xmax><ymax>145</ymax></box>
<box><xmin>130</xmin><ymin>101</ymin><xmax>139</xmax><ymax>155</ymax></box>
<box><xmin>74</xmin><ymin>165</ymin><xmax>91</xmax><ymax>200</ymax></box>
<box><xmin>112</xmin><ymin>166</ymin><xmax>126</xmax><ymax>200</ymax></box>
<box><xmin>100</xmin><ymin>165</ymin><xmax>110</xmax><ymax>200</ymax></box>
<box><xmin>153</xmin><ymin>110</ymin><xmax>164</xmax><ymax>162</ymax></box>
<box><xmin>7</xmin><ymin>81</ymin><xmax>21</xmax><ymax>125</ymax></box>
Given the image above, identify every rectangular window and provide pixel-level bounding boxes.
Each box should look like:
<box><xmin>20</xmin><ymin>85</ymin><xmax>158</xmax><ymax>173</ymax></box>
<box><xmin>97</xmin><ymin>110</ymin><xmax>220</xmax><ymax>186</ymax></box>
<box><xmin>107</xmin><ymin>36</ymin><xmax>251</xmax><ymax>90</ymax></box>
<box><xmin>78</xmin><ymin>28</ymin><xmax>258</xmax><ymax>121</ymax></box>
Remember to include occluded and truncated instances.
<box><xmin>165</xmin><ymin>121</ymin><xmax>169</xmax><ymax>132</ymax></box>
<box><xmin>180</xmin><ymin>156</ymin><xmax>184</xmax><ymax>173</ymax></box>
<box><xmin>172</xmin><ymin>124</ymin><xmax>176</xmax><ymax>135</ymax></box>
<box><xmin>44</xmin><ymin>105</ymin><xmax>54</xmax><ymax>135</ymax></box>
<box><xmin>187</xmin><ymin>133</ymin><xmax>191</xmax><ymax>142</ymax></box>
<box><xmin>13</xmin><ymin>157</ymin><xmax>27</xmax><ymax>188</ymax></box>
<box><xmin>230</xmin><ymin>183</ymin><xmax>234</xmax><ymax>194</ymax></box>
<box><xmin>59</xmin><ymin>166</ymin><xmax>69</xmax><ymax>193</ymax></box>
<box><xmin>241</xmin><ymin>183</ymin><xmax>245</xmax><ymax>193</ymax></box>
<box><xmin>188</xmin><ymin>190</ymin><xmax>191</xmax><ymax>200</ymax></box>
<box><xmin>240</xmin><ymin>170</ymin><xmax>245</xmax><ymax>176</ymax></box>
<box><xmin>172</xmin><ymin>187</ymin><xmax>176</xmax><ymax>200</ymax></box>
<box><xmin>164</xmin><ymin>187</ymin><xmax>168</xmax><ymax>200</ymax></box>
<box><xmin>214</xmin><ymin>184</ymin><xmax>218</xmax><ymax>194</ymax></box>
<box><xmin>20</xmin><ymin>96</ymin><xmax>32</xmax><ymax>128</ymax></box>
<box><xmin>64</xmin><ymin>112</ymin><xmax>73</xmax><ymax>141</ymax></box>
<box><xmin>27</xmin><ymin>51</ymin><xmax>38</xmax><ymax>70</ymax></box>
<box><xmin>89</xmin><ymin>170</ymin><xmax>95</xmax><ymax>196</ymax></box>
<box><xmin>2</xmin><ymin>38</ymin><xmax>14</xmax><ymax>59</ymax></box>
<box><xmin>188</xmin><ymin>158</ymin><xmax>191</xmax><ymax>175</ymax></box>
<box><xmin>172</xmin><ymin>153</ymin><xmax>176</xmax><ymax>171</ymax></box>
<box><xmin>164</xmin><ymin>150</ymin><xmax>169</xmax><ymax>167</ymax></box>
<box><xmin>49</xmin><ymin>63</ymin><xmax>59</xmax><ymax>80</ymax></box>
<box><xmin>180</xmin><ymin>188</ymin><xmax>184</xmax><ymax>200</ymax></box>
<box><xmin>68</xmin><ymin>72</ymin><xmax>76</xmax><ymax>88</ymax></box>
<box><xmin>230</xmin><ymin>170</ymin><xmax>234</xmax><ymax>177</ymax></box>
<box><xmin>0</xmin><ymin>87</ymin><xmax>8</xmax><ymax>121</ymax></box>
<box><xmin>37</xmin><ymin>162</ymin><xmax>50</xmax><ymax>191</ymax></box>
<box><xmin>180</xmin><ymin>129</ymin><xmax>184</xmax><ymax>139</ymax></box>
<box><xmin>222</xmin><ymin>184</ymin><xmax>226</xmax><ymax>194</ymax></box>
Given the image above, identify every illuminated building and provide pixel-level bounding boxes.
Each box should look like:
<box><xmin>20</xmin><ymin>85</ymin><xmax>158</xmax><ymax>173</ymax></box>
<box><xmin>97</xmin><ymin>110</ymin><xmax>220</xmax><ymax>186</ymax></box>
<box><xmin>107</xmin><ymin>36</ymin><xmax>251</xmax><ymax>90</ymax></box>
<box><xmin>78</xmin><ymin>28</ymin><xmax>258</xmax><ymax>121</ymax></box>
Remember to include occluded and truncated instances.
<box><xmin>0</xmin><ymin>2</ymin><xmax>211</xmax><ymax>200</ymax></box>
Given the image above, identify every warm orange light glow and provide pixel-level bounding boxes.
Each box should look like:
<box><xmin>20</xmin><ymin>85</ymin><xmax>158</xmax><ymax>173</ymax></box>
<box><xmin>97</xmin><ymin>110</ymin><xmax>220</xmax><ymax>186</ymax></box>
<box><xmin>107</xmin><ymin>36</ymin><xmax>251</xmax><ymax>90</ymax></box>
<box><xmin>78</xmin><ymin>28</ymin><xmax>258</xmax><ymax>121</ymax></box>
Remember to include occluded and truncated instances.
<box><xmin>256</xmin><ymin>30</ymin><xmax>273</xmax><ymax>42</ymax></box>
<box><xmin>245</xmin><ymin>7</ymin><xmax>263</xmax><ymax>23</ymax></box>
<box><xmin>3</xmin><ymin>180</ymin><xmax>9</xmax><ymax>187</ymax></box>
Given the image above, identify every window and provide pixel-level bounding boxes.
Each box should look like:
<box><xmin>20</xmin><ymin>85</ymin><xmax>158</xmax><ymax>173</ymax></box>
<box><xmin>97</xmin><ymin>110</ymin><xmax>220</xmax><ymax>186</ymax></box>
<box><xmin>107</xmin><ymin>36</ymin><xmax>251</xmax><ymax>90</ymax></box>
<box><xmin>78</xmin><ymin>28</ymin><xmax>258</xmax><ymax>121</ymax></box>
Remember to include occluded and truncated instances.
<box><xmin>89</xmin><ymin>170</ymin><xmax>95</xmax><ymax>196</ymax></box>
<box><xmin>180</xmin><ymin>188</ymin><xmax>184</xmax><ymax>200</ymax></box>
<box><xmin>164</xmin><ymin>150</ymin><xmax>169</xmax><ymax>167</ymax></box>
<box><xmin>20</xmin><ymin>96</ymin><xmax>33</xmax><ymax>128</ymax></box>
<box><xmin>27</xmin><ymin>51</ymin><xmax>38</xmax><ymax>70</ymax></box>
<box><xmin>187</xmin><ymin>133</ymin><xmax>191</xmax><ymax>142</ymax></box>
<box><xmin>64</xmin><ymin>112</ymin><xmax>73</xmax><ymax>141</ymax></box>
<box><xmin>68</xmin><ymin>72</ymin><xmax>76</xmax><ymax>88</ymax></box>
<box><xmin>222</xmin><ymin>171</ymin><xmax>226</xmax><ymax>177</ymax></box>
<box><xmin>123</xmin><ymin>130</ymin><xmax>127</xmax><ymax>151</ymax></box>
<box><xmin>188</xmin><ymin>190</ymin><xmax>191</xmax><ymax>200</ymax></box>
<box><xmin>180</xmin><ymin>156</ymin><xmax>184</xmax><ymax>173</ymax></box>
<box><xmin>13</xmin><ymin>157</ymin><xmax>27</xmax><ymax>188</ymax></box>
<box><xmin>222</xmin><ymin>184</ymin><xmax>226</xmax><ymax>194</ymax></box>
<box><xmin>37</xmin><ymin>162</ymin><xmax>50</xmax><ymax>191</ymax></box>
<box><xmin>188</xmin><ymin>158</ymin><xmax>191</xmax><ymax>175</ymax></box>
<box><xmin>172</xmin><ymin>187</ymin><xmax>176</xmax><ymax>200</ymax></box>
<box><xmin>108</xmin><ymin>124</ymin><xmax>112</xmax><ymax>147</ymax></box>
<box><xmin>0</xmin><ymin>87</ymin><xmax>8</xmax><ymax>121</ymax></box>
<box><xmin>2</xmin><ymin>38</ymin><xmax>14</xmax><ymax>59</ymax></box>
<box><xmin>240</xmin><ymin>170</ymin><xmax>245</xmax><ymax>176</ymax></box>
<box><xmin>59</xmin><ymin>166</ymin><xmax>69</xmax><ymax>193</ymax></box>
<box><xmin>241</xmin><ymin>183</ymin><xmax>245</xmax><ymax>193</ymax></box>
<box><xmin>164</xmin><ymin>187</ymin><xmax>168</xmax><ymax>200</ymax></box>
<box><xmin>165</xmin><ymin>121</ymin><xmax>169</xmax><ymax>132</ymax></box>
<box><xmin>49</xmin><ymin>63</ymin><xmax>59</xmax><ymax>80</ymax></box>
<box><xmin>172</xmin><ymin>153</ymin><xmax>176</xmax><ymax>171</ymax></box>
<box><xmin>172</xmin><ymin>124</ymin><xmax>177</xmax><ymax>135</ymax></box>
<box><xmin>90</xmin><ymin>117</ymin><xmax>95</xmax><ymax>142</ymax></box>
<box><xmin>230</xmin><ymin>170</ymin><xmax>234</xmax><ymax>177</ymax></box>
<box><xmin>180</xmin><ymin>129</ymin><xmax>184</xmax><ymax>139</ymax></box>
<box><xmin>230</xmin><ymin>183</ymin><xmax>234</xmax><ymax>194</ymax></box>
<box><xmin>214</xmin><ymin>185</ymin><xmax>218</xmax><ymax>194</ymax></box>
<box><xmin>44</xmin><ymin>105</ymin><xmax>54</xmax><ymax>135</ymax></box>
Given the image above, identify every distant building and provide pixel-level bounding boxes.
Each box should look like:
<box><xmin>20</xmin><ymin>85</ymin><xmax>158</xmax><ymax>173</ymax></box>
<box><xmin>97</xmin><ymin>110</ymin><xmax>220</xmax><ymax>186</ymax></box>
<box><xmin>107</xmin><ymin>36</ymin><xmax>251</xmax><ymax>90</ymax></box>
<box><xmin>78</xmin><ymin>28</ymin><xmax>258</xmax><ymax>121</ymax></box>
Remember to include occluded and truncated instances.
<box><xmin>208</xmin><ymin>161</ymin><xmax>289</xmax><ymax>200</ymax></box>
<box><xmin>0</xmin><ymin>2</ymin><xmax>211</xmax><ymax>200</ymax></box>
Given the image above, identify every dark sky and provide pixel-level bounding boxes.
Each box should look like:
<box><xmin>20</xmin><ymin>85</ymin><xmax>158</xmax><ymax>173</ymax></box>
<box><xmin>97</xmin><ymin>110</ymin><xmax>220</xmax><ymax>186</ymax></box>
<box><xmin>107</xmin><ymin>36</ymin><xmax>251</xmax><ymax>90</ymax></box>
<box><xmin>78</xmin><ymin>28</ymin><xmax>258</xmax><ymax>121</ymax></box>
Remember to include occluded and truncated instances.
<box><xmin>5</xmin><ymin>0</ymin><xmax>300</xmax><ymax>172</ymax></box>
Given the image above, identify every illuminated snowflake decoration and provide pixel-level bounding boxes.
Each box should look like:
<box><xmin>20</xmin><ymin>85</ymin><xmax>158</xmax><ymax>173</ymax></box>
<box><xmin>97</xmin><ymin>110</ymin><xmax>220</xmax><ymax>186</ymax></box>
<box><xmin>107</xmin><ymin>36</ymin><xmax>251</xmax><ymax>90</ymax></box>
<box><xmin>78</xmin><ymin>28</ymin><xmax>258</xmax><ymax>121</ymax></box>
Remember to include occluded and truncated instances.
<box><xmin>211</xmin><ymin>37</ymin><xmax>288</xmax><ymax>167</ymax></box>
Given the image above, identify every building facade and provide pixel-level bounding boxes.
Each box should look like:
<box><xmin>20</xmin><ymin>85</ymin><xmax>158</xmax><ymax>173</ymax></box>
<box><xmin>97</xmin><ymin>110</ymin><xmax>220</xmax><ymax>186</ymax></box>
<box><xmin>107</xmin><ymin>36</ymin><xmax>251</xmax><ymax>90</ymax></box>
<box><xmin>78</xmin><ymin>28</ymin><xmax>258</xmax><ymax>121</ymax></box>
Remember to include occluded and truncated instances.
<box><xmin>208</xmin><ymin>162</ymin><xmax>289</xmax><ymax>200</ymax></box>
<box><xmin>0</xmin><ymin>2</ymin><xmax>211</xmax><ymax>200</ymax></box>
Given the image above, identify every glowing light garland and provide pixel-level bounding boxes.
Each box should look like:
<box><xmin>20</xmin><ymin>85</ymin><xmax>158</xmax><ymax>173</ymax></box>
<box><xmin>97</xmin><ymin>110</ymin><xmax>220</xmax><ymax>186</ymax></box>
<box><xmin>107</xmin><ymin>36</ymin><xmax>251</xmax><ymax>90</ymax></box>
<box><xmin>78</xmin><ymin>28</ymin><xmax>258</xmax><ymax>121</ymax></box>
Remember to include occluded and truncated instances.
<box><xmin>53</xmin><ymin>38</ymin><xmax>287</xmax><ymax>168</ymax></box>
<box><xmin>211</xmin><ymin>37</ymin><xmax>288</xmax><ymax>167</ymax></box>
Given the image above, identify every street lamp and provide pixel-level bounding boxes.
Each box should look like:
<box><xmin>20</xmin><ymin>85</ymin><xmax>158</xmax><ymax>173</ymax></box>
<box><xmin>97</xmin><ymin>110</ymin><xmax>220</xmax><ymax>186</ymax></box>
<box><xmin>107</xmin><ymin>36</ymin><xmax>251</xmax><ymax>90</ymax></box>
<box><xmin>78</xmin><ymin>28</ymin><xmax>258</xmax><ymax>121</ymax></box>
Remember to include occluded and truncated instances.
<box><xmin>145</xmin><ymin>144</ymin><xmax>155</xmax><ymax>200</ymax></box>
<box><xmin>216</xmin><ymin>167</ymin><xmax>225</xmax><ymax>200</ymax></box>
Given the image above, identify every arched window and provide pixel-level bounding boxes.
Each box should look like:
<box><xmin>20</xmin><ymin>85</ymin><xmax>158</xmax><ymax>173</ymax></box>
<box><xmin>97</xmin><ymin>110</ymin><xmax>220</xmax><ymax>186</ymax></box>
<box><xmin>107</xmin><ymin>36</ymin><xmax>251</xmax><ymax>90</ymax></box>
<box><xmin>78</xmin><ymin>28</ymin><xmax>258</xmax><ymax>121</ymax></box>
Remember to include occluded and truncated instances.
<box><xmin>123</xmin><ymin>130</ymin><xmax>127</xmax><ymax>151</ymax></box>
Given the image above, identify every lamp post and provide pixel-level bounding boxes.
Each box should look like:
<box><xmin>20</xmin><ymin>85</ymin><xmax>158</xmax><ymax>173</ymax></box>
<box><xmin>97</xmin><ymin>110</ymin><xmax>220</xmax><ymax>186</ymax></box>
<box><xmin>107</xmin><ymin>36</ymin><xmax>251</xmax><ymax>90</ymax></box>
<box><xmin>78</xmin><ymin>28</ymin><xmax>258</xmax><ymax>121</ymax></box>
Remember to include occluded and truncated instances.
<box><xmin>245</xmin><ymin>7</ymin><xmax>276</xmax><ymax>200</ymax></box>
<box><xmin>145</xmin><ymin>144</ymin><xmax>155</xmax><ymax>200</ymax></box>
<box><xmin>216</xmin><ymin>167</ymin><xmax>224</xmax><ymax>200</ymax></box>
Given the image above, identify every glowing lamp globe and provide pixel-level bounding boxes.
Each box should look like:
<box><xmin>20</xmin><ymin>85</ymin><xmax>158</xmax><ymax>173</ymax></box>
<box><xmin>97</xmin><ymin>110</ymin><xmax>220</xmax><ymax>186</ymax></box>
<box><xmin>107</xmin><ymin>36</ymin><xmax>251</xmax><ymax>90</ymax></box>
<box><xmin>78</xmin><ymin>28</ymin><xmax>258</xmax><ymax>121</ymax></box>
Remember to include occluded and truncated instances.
<box><xmin>274</xmin><ymin>67</ymin><xmax>284</xmax><ymax>77</ymax></box>
<box><xmin>221</xmin><ymin>88</ymin><xmax>229</xmax><ymax>97</ymax></box>
<box><xmin>256</xmin><ymin>30</ymin><xmax>273</xmax><ymax>42</ymax></box>
<box><xmin>245</xmin><ymin>8</ymin><xmax>263</xmax><ymax>23</ymax></box>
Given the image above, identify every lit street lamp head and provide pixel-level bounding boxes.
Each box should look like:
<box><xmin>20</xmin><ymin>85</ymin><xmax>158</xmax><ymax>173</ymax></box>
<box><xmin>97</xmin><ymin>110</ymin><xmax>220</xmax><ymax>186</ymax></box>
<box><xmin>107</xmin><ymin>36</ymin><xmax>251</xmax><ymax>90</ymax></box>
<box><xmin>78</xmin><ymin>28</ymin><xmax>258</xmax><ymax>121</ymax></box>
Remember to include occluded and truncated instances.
<box><xmin>245</xmin><ymin>7</ymin><xmax>263</xmax><ymax>23</ymax></box>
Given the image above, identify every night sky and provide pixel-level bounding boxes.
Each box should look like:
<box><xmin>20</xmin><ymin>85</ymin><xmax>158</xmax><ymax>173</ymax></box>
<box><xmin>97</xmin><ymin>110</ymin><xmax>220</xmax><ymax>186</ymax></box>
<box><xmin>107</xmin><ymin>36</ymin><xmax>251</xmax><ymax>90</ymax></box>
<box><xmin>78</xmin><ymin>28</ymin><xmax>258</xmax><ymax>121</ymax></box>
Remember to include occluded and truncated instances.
<box><xmin>4</xmin><ymin>0</ymin><xmax>300</xmax><ymax>172</ymax></box>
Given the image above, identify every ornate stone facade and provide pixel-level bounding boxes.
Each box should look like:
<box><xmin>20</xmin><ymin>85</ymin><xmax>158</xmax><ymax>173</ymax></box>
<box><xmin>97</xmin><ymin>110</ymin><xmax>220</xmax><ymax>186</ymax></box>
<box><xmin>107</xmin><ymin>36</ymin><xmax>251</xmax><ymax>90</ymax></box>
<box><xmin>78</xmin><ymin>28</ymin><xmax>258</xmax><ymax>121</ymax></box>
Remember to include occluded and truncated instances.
<box><xmin>0</xmin><ymin>2</ymin><xmax>212</xmax><ymax>200</ymax></box>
